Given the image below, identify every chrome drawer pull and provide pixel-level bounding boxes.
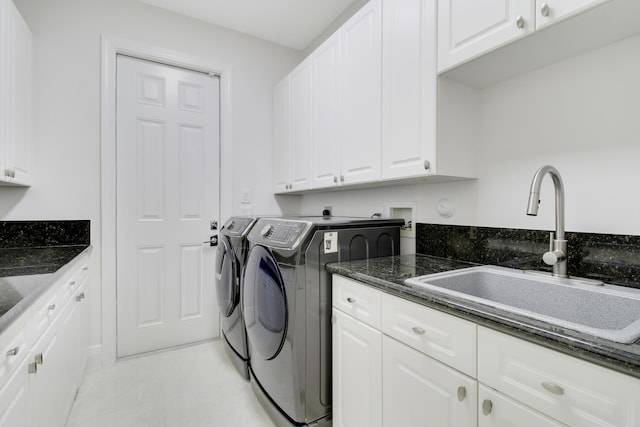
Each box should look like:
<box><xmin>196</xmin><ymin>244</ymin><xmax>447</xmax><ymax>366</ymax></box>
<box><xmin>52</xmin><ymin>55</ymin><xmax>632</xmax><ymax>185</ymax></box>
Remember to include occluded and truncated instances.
<box><xmin>69</xmin><ymin>280</ymin><xmax>77</xmax><ymax>286</ymax></box>
<box><xmin>457</xmin><ymin>386</ymin><xmax>466</xmax><ymax>401</ymax></box>
<box><xmin>541</xmin><ymin>381</ymin><xmax>565</xmax><ymax>396</ymax></box>
<box><xmin>412</xmin><ymin>326</ymin><xmax>426</xmax><ymax>335</ymax></box>
<box><xmin>482</xmin><ymin>399</ymin><xmax>493</xmax><ymax>415</ymax></box>
<box><xmin>76</xmin><ymin>292</ymin><xmax>86</xmax><ymax>302</ymax></box>
<box><xmin>28</xmin><ymin>362</ymin><xmax>37</xmax><ymax>374</ymax></box>
<box><xmin>346</xmin><ymin>297</ymin><xmax>356</xmax><ymax>303</ymax></box>
<box><xmin>48</xmin><ymin>304</ymin><xmax>56</xmax><ymax>311</ymax></box>
<box><xmin>6</xmin><ymin>347</ymin><xmax>19</xmax><ymax>357</ymax></box>
<box><xmin>35</xmin><ymin>353</ymin><xmax>43</xmax><ymax>365</ymax></box>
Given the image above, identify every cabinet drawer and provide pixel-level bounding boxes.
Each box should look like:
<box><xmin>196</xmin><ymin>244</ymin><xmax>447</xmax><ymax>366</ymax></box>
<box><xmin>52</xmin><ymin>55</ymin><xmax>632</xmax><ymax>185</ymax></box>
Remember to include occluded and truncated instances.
<box><xmin>58</xmin><ymin>259</ymin><xmax>89</xmax><ymax>306</ymax></box>
<box><xmin>31</xmin><ymin>283</ymin><xmax>60</xmax><ymax>340</ymax></box>
<box><xmin>0</xmin><ymin>313</ymin><xmax>30</xmax><ymax>389</ymax></box>
<box><xmin>382</xmin><ymin>292</ymin><xmax>477</xmax><ymax>377</ymax></box>
<box><xmin>332</xmin><ymin>275</ymin><xmax>382</xmax><ymax>329</ymax></box>
<box><xmin>478</xmin><ymin>327</ymin><xmax>640</xmax><ymax>427</ymax></box>
<box><xmin>478</xmin><ymin>384</ymin><xmax>564</xmax><ymax>427</ymax></box>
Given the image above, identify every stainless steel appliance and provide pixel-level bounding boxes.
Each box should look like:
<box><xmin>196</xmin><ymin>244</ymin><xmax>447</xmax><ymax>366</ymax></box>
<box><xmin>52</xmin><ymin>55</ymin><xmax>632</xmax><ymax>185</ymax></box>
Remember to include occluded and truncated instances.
<box><xmin>242</xmin><ymin>216</ymin><xmax>403</xmax><ymax>426</ymax></box>
<box><xmin>215</xmin><ymin>216</ymin><xmax>257</xmax><ymax>379</ymax></box>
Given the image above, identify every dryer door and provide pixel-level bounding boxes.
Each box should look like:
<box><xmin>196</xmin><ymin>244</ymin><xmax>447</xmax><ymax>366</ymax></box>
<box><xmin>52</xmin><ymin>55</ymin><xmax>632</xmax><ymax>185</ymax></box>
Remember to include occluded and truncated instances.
<box><xmin>242</xmin><ymin>245</ymin><xmax>288</xmax><ymax>360</ymax></box>
<box><xmin>215</xmin><ymin>236</ymin><xmax>237</xmax><ymax>317</ymax></box>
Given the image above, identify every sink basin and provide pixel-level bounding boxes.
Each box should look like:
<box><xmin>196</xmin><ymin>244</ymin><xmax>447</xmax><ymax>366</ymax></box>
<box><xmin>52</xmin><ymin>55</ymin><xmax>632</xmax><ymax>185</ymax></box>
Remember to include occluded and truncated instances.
<box><xmin>404</xmin><ymin>266</ymin><xmax>640</xmax><ymax>344</ymax></box>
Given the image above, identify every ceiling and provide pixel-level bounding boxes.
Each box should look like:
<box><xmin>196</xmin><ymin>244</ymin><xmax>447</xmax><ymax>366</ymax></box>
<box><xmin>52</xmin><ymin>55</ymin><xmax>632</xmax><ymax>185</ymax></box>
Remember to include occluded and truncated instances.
<box><xmin>137</xmin><ymin>0</ymin><xmax>360</xmax><ymax>50</ymax></box>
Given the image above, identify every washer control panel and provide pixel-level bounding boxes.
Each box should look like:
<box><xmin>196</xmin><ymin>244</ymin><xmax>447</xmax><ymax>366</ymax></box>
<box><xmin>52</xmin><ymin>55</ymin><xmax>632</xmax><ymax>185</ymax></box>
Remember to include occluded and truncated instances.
<box><xmin>222</xmin><ymin>216</ymin><xmax>257</xmax><ymax>237</ymax></box>
<box><xmin>248</xmin><ymin>218</ymin><xmax>312</xmax><ymax>249</ymax></box>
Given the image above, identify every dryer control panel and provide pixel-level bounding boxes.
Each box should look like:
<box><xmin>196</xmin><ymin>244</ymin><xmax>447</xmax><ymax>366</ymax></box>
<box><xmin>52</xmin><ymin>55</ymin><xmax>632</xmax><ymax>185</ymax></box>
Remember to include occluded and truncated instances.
<box><xmin>248</xmin><ymin>219</ymin><xmax>312</xmax><ymax>249</ymax></box>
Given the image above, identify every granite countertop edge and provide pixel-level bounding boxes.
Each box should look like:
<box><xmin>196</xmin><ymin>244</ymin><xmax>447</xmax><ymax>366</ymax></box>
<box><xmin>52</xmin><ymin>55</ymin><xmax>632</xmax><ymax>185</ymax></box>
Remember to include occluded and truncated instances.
<box><xmin>327</xmin><ymin>254</ymin><xmax>640</xmax><ymax>380</ymax></box>
<box><xmin>0</xmin><ymin>245</ymin><xmax>93</xmax><ymax>335</ymax></box>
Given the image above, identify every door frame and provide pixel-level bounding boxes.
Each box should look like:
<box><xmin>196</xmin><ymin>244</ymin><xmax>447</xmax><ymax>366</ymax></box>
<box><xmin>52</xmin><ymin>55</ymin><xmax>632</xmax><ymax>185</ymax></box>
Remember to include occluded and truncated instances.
<box><xmin>100</xmin><ymin>35</ymin><xmax>232</xmax><ymax>366</ymax></box>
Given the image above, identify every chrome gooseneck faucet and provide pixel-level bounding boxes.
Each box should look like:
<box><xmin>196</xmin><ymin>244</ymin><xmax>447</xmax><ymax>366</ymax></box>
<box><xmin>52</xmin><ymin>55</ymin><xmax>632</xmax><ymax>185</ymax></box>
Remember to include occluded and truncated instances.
<box><xmin>526</xmin><ymin>165</ymin><xmax>568</xmax><ymax>278</ymax></box>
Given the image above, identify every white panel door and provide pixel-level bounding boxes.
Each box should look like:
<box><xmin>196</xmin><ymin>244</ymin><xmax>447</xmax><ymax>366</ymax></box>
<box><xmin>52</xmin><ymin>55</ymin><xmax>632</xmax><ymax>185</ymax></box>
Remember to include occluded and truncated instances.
<box><xmin>116</xmin><ymin>55</ymin><xmax>220</xmax><ymax>357</ymax></box>
<box><xmin>312</xmin><ymin>31</ymin><xmax>341</xmax><ymax>189</ymax></box>
<box><xmin>535</xmin><ymin>0</ymin><xmax>608</xmax><ymax>29</ymax></box>
<box><xmin>288</xmin><ymin>58</ymin><xmax>312</xmax><ymax>191</ymax></box>
<box><xmin>382</xmin><ymin>336</ymin><xmax>477</xmax><ymax>427</ymax></box>
<box><xmin>340</xmin><ymin>0</ymin><xmax>382</xmax><ymax>185</ymax></box>
<box><xmin>273</xmin><ymin>77</ymin><xmax>289</xmax><ymax>193</ymax></box>
<box><xmin>332</xmin><ymin>309</ymin><xmax>382</xmax><ymax>427</ymax></box>
<box><xmin>437</xmin><ymin>0</ymin><xmax>534</xmax><ymax>72</ymax></box>
<box><xmin>382</xmin><ymin>0</ymin><xmax>437</xmax><ymax>180</ymax></box>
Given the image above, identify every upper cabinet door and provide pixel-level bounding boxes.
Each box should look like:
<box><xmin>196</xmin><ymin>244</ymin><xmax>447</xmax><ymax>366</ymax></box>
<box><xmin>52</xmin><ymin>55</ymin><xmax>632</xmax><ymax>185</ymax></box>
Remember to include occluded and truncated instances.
<box><xmin>381</xmin><ymin>0</ymin><xmax>437</xmax><ymax>180</ymax></box>
<box><xmin>437</xmin><ymin>0</ymin><xmax>535</xmax><ymax>72</ymax></box>
<box><xmin>0</xmin><ymin>0</ymin><xmax>32</xmax><ymax>186</ymax></box>
<box><xmin>535</xmin><ymin>0</ymin><xmax>609</xmax><ymax>29</ymax></box>
<box><xmin>340</xmin><ymin>0</ymin><xmax>382</xmax><ymax>185</ymax></box>
<box><xmin>288</xmin><ymin>58</ymin><xmax>312</xmax><ymax>191</ymax></box>
<box><xmin>311</xmin><ymin>32</ymin><xmax>341</xmax><ymax>190</ymax></box>
<box><xmin>272</xmin><ymin>78</ymin><xmax>290</xmax><ymax>193</ymax></box>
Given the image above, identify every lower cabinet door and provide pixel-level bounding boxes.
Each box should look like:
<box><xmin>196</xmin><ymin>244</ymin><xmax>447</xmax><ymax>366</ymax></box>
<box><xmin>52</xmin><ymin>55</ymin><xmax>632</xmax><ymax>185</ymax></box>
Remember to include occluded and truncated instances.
<box><xmin>332</xmin><ymin>309</ymin><xmax>382</xmax><ymax>427</ymax></box>
<box><xmin>0</xmin><ymin>357</ymin><xmax>30</xmax><ymax>427</ymax></box>
<box><xmin>382</xmin><ymin>335</ymin><xmax>477</xmax><ymax>427</ymax></box>
<box><xmin>478</xmin><ymin>384</ymin><xmax>565</xmax><ymax>427</ymax></box>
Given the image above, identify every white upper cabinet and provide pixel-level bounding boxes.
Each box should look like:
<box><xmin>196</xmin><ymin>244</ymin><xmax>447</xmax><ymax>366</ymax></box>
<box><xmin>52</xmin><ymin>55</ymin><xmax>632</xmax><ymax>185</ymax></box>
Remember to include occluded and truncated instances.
<box><xmin>437</xmin><ymin>0</ymin><xmax>535</xmax><ymax>73</ymax></box>
<box><xmin>272</xmin><ymin>78</ymin><xmax>290</xmax><ymax>193</ymax></box>
<box><xmin>0</xmin><ymin>0</ymin><xmax>32</xmax><ymax>186</ymax></box>
<box><xmin>288</xmin><ymin>59</ymin><xmax>313</xmax><ymax>191</ymax></box>
<box><xmin>311</xmin><ymin>32</ymin><xmax>342</xmax><ymax>189</ymax></box>
<box><xmin>440</xmin><ymin>0</ymin><xmax>640</xmax><ymax>87</ymax></box>
<box><xmin>381</xmin><ymin>0</ymin><xmax>437</xmax><ymax>180</ymax></box>
<box><xmin>272</xmin><ymin>59</ymin><xmax>312</xmax><ymax>193</ymax></box>
<box><xmin>340</xmin><ymin>0</ymin><xmax>382</xmax><ymax>185</ymax></box>
<box><xmin>535</xmin><ymin>0</ymin><xmax>609</xmax><ymax>30</ymax></box>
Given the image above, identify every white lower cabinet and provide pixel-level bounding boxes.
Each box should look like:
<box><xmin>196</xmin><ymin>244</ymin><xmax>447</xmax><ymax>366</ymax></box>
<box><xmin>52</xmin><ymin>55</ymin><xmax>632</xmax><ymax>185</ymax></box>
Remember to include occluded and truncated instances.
<box><xmin>382</xmin><ymin>335</ymin><xmax>476</xmax><ymax>426</ymax></box>
<box><xmin>332</xmin><ymin>309</ymin><xmax>382</xmax><ymax>427</ymax></box>
<box><xmin>0</xmin><ymin>356</ymin><xmax>29</xmax><ymax>427</ymax></box>
<box><xmin>0</xmin><ymin>252</ymin><xmax>91</xmax><ymax>427</ymax></box>
<box><xmin>333</xmin><ymin>274</ymin><xmax>640</xmax><ymax>427</ymax></box>
<box><xmin>478</xmin><ymin>326</ymin><xmax>640</xmax><ymax>427</ymax></box>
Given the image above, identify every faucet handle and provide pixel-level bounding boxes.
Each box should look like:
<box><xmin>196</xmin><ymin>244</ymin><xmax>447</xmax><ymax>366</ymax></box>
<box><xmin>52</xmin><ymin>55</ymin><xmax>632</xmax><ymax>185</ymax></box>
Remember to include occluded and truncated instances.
<box><xmin>543</xmin><ymin>250</ymin><xmax>566</xmax><ymax>266</ymax></box>
<box><xmin>543</xmin><ymin>232</ymin><xmax>567</xmax><ymax>266</ymax></box>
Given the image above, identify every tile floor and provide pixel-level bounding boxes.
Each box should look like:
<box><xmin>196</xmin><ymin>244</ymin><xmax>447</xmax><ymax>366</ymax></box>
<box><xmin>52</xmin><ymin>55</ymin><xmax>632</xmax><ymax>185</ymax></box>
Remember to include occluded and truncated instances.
<box><xmin>66</xmin><ymin>340</ymin><xmax>276</xmax><ymax>427</ymax></box>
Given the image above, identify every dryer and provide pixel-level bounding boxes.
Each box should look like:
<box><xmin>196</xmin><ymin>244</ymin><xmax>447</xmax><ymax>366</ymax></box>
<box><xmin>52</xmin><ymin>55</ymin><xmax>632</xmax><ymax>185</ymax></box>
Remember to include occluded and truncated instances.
<box><xmin>242</xmin><ymin>216</ymin><xmax>403</xmax><ymax>426</ymax></box>
<box><xmin>215</xmin><ymin>216</ymin><xmax>257</xmax><ymax>379</ymax></box>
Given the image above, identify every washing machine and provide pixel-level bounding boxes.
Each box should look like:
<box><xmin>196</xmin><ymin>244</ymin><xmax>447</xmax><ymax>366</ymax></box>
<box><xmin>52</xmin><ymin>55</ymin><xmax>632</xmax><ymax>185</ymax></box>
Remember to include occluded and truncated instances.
<box><xmin>242</xmin><ymin>216</ymin><xmax>403</xmax><ymax>426</ymax></box>
<box><xmin>215</xmin><ymin>216</ymin><xmax>257</xmax><ymax>379</ymax></box>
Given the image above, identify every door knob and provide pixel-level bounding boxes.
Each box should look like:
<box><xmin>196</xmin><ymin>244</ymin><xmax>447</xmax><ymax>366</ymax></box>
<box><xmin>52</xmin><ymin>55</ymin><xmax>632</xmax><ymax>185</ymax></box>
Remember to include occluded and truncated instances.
<box><xmin>204</xmin><ymin>235</ymin><xmax>218</xmax><ymax>247</ymax></box>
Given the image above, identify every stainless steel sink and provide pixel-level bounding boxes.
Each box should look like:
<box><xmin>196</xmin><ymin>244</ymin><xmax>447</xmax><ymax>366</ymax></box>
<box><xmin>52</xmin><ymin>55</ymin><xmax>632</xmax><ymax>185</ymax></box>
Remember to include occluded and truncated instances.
<box><xmin>404</xmin><ymin>266</ymin><xmax>640</xmax><ymax>344</ymax></box>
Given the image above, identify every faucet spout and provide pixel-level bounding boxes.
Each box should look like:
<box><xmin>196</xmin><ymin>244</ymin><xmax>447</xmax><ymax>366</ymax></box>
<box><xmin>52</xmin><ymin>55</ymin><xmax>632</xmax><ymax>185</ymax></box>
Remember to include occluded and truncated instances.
<box><xmin>526</xmin><ymin>165</ymin><xmax>568</xmax><ymax>277</ymax></box>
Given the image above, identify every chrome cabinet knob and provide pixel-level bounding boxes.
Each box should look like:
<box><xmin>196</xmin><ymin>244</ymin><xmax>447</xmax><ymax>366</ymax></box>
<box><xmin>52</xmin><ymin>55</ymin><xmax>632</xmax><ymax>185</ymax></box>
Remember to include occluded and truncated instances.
<box><xmin>516</xmin><ymin>16</ymin><xmax>525</xmax><ymax>29</ymax></box>
<box><xmin>35</xmin><ymin>353</ymin><xmax>43</xmax><ymax>365</ymax></box>
<box><xmin>482</xmin><ymin>399</ymin><xmax>493</xmax><ymax>415</ymax></box>
<box><xmin>424</xmin><ymin>160</ymin><xmax>431</xmax><ymax>171</ymax></box>
<box><xmin>346</xmin><ymin>297</ymin><xmax>356</xmax><ymax>303</ymax></box>
<box><xmin>457</xmin><ymin>386</ymin><xmax>467</xmax><ymax>401</ymax></box>
<box><xmin>541</xmin><ymin>3</ymin><xmax>550</xmax><ymax>17</ymax></box>
<box><xmin>412</xmin><ymin>326</ymin><xmax>426</xmax><ymax>335</ymax></box>
<box><xmin>541</xmin><ymin>381</ymin><xmax>565</xmax><ymax>395</ymax></box>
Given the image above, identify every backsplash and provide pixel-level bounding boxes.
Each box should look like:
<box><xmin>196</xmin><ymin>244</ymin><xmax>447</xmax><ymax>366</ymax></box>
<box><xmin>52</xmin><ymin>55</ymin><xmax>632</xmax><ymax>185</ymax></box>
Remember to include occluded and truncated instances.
<box><xmin>0</xmin><ymin>220</ymin><xmax>89</xmax><ymax>248</ymax></box>
<box><xmin>0</xmin><ymin>220</ymin><xmax>90</xmax><ymax>277</ymax></box>
<box><xmin>416</xmin><ymin>223</ymin><xmax>640</xmax><ymax>289</ymax></box>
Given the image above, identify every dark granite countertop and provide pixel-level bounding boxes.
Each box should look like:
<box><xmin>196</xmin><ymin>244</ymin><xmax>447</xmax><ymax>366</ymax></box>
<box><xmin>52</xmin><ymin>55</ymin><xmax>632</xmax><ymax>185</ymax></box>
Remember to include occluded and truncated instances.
<box><xmin>0</xmin><ymin>245</ymin><xmax>91</xmax><ymax>334</ymax></box>
<box><xmin>327</xmin><ymin>254</ymin><xmax>640</xmax><ymax>379</ymax></box>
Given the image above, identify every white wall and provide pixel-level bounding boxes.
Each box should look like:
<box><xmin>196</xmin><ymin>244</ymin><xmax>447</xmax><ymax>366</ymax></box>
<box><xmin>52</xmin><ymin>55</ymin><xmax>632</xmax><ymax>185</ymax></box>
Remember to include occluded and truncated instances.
<box><xmin>299</xmin><ymin>34</ymin><xmax>640</xmax><ymax>243</ymax></box>
<box><xmin>5</xmin><ymin>0</ymin><xmax>301</xmax><ymax>351</ymax></box>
